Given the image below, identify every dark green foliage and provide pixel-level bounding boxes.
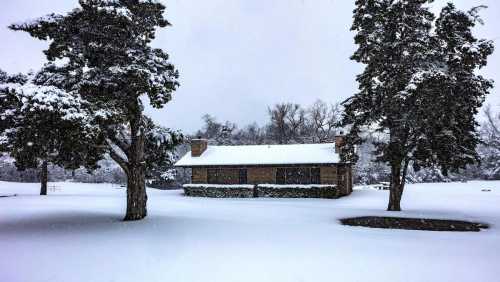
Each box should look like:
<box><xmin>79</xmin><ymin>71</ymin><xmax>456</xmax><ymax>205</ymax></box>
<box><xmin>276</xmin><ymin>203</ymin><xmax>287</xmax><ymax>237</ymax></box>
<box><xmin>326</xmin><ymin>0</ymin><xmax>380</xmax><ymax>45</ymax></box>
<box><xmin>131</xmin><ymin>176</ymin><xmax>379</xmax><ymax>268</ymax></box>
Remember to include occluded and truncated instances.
<box><xmin>0</xmin><ymin>70</ymin><xmax>106</xmax><ymax>180</ymax></box>
<box><xmin>143</xmin><ymin>116</ymin><xmax>184</xmax><ymax>185</ymax></box>
<box><xmin>343</xmin><ymin>0</ymin><xmax>494</xmax><ymax>210</ymax></box>
<box><xmin>9</xmin><ymin>0</ymin><xmax>179</xmax><ymax>116</ymax></box>
<box><xmin>9</xmin><ymin>0</ymin><xmax>181</xmax><ymax>220</ymax></box>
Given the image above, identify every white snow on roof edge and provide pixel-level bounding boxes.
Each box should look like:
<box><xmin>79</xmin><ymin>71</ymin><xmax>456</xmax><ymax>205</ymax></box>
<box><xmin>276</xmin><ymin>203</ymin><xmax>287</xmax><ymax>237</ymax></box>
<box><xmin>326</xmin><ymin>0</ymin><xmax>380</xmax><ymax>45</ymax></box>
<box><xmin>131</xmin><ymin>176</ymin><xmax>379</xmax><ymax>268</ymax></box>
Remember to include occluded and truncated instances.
<box><xmin>175</xmin><ymin>143</ymin><xmax>341</xmax><ymax>167</ymax></box>
<box><xmin>183</xmin><ymin>184</ymin><xmax>337</xmax><ymax>189</ymax></box>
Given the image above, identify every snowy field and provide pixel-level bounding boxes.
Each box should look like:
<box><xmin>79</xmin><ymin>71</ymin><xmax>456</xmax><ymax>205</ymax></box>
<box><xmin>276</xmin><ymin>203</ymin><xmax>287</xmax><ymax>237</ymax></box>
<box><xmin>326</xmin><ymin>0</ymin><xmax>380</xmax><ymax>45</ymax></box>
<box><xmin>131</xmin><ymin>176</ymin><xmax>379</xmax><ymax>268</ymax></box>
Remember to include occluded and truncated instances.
<box><xmin>1</xmin><ymin>181</ymin><xmax>499</xmax><ymax>282</ymax></box>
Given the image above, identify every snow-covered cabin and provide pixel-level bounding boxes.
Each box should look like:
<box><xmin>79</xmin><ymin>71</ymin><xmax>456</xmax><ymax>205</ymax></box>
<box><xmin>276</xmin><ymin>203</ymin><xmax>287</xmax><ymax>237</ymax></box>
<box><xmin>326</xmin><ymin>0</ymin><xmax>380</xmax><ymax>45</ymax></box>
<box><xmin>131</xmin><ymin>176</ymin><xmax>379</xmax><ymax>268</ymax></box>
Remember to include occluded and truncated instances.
<box><xmin>175</xmin><ymin>137</ymin><xmax>353</xmax><ymax>196</ymax></box>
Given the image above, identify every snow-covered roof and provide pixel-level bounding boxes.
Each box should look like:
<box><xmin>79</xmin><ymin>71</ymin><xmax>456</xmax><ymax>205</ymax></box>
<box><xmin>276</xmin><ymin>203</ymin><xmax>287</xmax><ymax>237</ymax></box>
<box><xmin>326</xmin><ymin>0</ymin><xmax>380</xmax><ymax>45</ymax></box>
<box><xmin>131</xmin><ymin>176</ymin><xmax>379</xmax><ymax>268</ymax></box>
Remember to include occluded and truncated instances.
<box><xmin>175</xmin><ymin>143</ymin><xmax>340</xmax><ymax>167</ymax></box>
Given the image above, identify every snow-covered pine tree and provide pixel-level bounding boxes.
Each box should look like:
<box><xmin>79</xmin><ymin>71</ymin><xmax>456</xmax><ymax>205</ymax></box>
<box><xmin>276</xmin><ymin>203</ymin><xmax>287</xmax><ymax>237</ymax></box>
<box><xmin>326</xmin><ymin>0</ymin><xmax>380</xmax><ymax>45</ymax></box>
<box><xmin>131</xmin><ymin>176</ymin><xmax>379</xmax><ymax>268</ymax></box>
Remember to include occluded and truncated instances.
<box><xmin>409</xmin><ymin>3</ymin><xmax>494</xmax><ymax>177</ymax></box>
<box><xmin>10</xmin><ymin>0</ymin><xmax>180</xmax><ymax>220</ymax></box>
<box><xmin>143</xmin><ymin>116</ymin><xmax>183</xmax><ymax>187</ymax></box>
<box><xmin>343</xmin><ymin>0</ymin><xmax>494</xmax><ymax>211</ymax></box>
<box><xmin>0</xmin><ymin>69</ymin><xmax>105</xmax><ymax>195</ymax></box>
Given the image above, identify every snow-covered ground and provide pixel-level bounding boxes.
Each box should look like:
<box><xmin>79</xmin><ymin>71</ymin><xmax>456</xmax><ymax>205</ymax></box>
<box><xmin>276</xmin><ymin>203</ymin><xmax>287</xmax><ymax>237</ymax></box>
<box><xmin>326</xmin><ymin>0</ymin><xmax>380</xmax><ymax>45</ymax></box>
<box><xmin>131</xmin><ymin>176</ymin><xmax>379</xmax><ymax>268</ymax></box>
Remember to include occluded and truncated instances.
<box><xmin>1</xmin><ymin>180</ymin><xmax>499</xmax><ymax>282</ymax></box>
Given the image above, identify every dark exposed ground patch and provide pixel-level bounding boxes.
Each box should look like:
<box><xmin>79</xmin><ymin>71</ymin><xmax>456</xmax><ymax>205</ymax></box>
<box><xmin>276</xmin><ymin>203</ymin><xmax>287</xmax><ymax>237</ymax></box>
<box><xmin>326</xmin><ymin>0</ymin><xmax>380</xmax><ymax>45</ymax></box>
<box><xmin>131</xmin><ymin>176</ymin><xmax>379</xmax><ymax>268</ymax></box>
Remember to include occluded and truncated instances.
<box><xmin>0</xmin><ymin>194</ymin><xmax>17</xmax><ymax>198</ymax></box>
<box><xmin>340</xmin><ymin>216</ymin><xmax>489</xmax><ymax>232</ymax></box>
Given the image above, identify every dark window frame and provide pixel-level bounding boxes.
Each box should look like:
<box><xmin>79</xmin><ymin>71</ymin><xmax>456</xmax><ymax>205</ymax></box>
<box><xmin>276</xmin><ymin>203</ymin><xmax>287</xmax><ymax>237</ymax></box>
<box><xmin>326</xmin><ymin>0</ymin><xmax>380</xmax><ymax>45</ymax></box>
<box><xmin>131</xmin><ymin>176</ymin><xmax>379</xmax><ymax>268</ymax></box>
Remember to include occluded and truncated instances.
<box><xmin>276</xmin><ymin>167</ymin><xmax>321</xmax><ymax>185</ymax></box>
<box><xmin>239</xmin><ymin>169</ymin><xmax>247</xmax><ymax>184</ymax></box>
<box><xmin>311</xmin><ymin>167</ymin><xmax>321</xmax><ymax>184</ymax></box>
<box><xmin>207</xmin><ymin>168</ymin><xmax>247</xmax><ymax>184</ymax></box>
<box><xmin>207</xmin><ymin>168</ymin><xmax>218</xmax><ymax>184</ymax></box>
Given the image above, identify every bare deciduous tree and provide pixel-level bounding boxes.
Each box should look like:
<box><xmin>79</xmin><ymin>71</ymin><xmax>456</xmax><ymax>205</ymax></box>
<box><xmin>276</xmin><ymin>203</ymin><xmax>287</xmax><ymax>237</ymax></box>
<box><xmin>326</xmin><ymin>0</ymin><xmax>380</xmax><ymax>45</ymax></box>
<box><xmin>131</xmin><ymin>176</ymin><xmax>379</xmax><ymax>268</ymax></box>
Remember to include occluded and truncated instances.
<box><xmin>480</xmin><ymin>106</ymin><xmax>500</xmax><ymax>179</ymax></box>
<box><xmin>307</xmin><ymin>100</ymin><xmax>342</xmax><ymax>143</ymax></box>
<box><xmin>268</xmin><ymin>103</ymin><xmax>307</xmax><ymax>144</ymax></box>
<box><xmin>268</xmin><ymin>103</ymin><xmax>291</xmax><ymax>144</ymax></box>
<box><xmin>286</xmin><ymin>104</ymin><xmax>307</xmax><ymax>143</ymax></box>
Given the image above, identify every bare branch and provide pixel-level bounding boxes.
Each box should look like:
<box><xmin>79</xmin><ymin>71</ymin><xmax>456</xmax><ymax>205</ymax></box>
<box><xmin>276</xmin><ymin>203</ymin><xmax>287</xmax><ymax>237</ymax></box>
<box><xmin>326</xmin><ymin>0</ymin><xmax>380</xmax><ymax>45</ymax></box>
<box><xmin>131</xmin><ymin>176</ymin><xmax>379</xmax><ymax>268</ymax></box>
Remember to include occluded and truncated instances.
<box><xmin>484</xmin><ymin>106</ymin><xmax>500</xmax><ymax>135</ymax></box>
<box><xmin>105</xmin><ymin>138</ymin><xmax>129</xmax><ymax>175</ymax></box>
<box><xmin>106</xmin><ymin>127</ymin><xmax>131</xmax><ymax>156</ymax></box>
<box><xmin>108</xmin><ymin>148</ymin><xmax>129</xmax><ymax>175</ymax></box>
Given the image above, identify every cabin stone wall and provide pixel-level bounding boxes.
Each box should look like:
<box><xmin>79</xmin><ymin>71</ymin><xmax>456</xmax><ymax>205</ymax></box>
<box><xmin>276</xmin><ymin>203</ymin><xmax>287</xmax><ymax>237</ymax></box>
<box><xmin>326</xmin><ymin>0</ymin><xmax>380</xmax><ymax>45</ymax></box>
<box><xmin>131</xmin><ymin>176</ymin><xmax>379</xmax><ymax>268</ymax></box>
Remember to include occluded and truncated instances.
<box><xmin>320</xmin><ymin>166</ymin><xmax>337</xmax><ymax>185</ymax></box>
<box><xmin>184</xmin><ymin>185</ymin><xmax>254</xmax><ymax>198</ymax></box>
<box><xmin>336</xmin><ymin>165</ymin><xmax>353</xmax><ymax>196</ymax></box>
<box><xmin>191</xmin><ymin>167</ymin><xmax>207</xmax><ymax>184</ymax></box>
<box><xmin>189</xmin><ymin>164</ymin><xmax>352</xmax><ymax>197</ymax></box>
<box><xmin>256</xmin><ymin>185</ymin><xmax>338</xmax><ymax>199</ymax></box>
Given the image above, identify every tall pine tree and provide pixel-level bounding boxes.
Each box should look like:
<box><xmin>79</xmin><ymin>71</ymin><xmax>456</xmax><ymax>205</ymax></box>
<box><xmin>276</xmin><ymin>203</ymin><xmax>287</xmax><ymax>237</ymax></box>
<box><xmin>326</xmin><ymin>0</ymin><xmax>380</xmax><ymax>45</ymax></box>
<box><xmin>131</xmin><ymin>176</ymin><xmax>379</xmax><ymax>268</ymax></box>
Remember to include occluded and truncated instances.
<box><xmin>343</xmin><ymin>0</ymin><xmax>494</xmax><ymax>210</ymax></box>
<box><xmin>10</xmin><ymin>0</ymin><xmax>180</xmax><ymax>220</ymax></box>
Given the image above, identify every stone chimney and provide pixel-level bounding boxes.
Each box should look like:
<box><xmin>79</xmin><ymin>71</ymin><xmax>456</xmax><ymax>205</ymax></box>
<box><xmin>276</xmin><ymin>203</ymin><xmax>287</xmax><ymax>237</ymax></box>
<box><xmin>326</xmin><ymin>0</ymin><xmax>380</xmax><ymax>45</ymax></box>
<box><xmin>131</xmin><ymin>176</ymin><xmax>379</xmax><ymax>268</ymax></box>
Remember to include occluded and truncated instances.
<box><xmin>191</xmin><ymin>139</ymin><xmax>208</xmax><ymax>157</ymax></box>
<box><xmin>335</xmin><ymin>133</ymin><xmax>345</xmax><ymax>154</ymax></box>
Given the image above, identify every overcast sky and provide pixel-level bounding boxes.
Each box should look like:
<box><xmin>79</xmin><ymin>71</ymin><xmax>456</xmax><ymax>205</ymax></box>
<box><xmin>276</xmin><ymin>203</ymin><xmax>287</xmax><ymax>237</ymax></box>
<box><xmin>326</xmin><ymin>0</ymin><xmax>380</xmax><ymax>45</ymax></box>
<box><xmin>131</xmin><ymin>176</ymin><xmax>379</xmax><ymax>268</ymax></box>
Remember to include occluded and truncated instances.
<box><xmin>1</xmin><ymin>0</ymin><xmax>499</xmax><ymax>133</ymax></box>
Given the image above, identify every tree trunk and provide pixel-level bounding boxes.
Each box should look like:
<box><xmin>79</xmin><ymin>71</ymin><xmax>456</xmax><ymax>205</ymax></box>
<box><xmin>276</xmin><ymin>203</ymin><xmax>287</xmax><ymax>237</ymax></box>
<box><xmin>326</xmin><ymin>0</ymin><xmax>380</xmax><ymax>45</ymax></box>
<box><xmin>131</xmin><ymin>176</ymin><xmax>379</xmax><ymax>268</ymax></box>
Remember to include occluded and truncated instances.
<box><xmin>124</xmin><ymin>164</ymin><xmax>147</xmax><ymax>221</ymax></box>
<box><xmin>387</xmin><ymin>183</ymin><xmax>402</xmax><ymax>211</ymax></box>
<box><xmin>387</xmin><ymin>160</ymin><xmax>409</xmax><ymax>211</ymax></box>
<box><xmin>106</xmin><ymin>101</ymin><xmax>148</xmax><ymax>221</ymax></box>
<box><xmin>123</xmin><ymin>109</ymin><xmax>147</xmax><ymax>221</ymax></box>
<box><xmin>388</xmin><ymin>162</ymin><xmax>402</xmax><ymax>211</ymax></box>
<box><xmin>40</xmin><ymin>161</ymin><xmax>48</xmax><ymax>196</ymax></box>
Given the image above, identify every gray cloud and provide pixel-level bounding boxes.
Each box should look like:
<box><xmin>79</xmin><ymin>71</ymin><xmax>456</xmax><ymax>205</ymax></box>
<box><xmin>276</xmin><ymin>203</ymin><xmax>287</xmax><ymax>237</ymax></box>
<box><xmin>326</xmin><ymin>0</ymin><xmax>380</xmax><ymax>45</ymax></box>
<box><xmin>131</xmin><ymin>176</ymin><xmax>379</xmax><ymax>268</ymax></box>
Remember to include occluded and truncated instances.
<box><xmin>1</xmin><ymin>0</ymin><xmax>498</xmax><ymax>133</ymax></box>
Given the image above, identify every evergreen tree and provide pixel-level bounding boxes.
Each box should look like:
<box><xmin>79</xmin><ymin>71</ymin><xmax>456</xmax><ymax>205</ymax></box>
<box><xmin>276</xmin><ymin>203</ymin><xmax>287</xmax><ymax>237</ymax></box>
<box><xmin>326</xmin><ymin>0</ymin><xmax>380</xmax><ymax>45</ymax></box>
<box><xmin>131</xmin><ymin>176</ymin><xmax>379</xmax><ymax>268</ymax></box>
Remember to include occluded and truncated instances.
<box><xmin>0</xmin><ymin>69</ymin><xmax>104</xmax><ymax>195</ymax></box>
<box><xmin>143</xmin><ymin>116</ymin><xmax>183</xmax><ymax>187</ymax></box>
<box><xmin>10</xmin><ymin>0</ymin><xmax>180</xmax><ymax>220</ymax></box>
<box><xmin>343</xmin><ymin>0</ymin><xmax>494</xmax><ymax>210</ymax></box>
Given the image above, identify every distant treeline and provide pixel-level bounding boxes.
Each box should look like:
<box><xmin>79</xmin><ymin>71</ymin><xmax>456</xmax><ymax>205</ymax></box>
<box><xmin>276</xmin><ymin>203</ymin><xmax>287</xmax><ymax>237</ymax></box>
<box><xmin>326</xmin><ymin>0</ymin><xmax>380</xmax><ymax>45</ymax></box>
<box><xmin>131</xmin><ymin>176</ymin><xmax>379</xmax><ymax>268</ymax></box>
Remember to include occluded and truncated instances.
<box><xmin>189</xmin><ymin>101</ymin><xmax>500</xmax><ymax>184</ymax></box>
<box><xmin>1</xmin><ymin>100</ymin><xmax>499</xmax><ymax>186</ymax></box>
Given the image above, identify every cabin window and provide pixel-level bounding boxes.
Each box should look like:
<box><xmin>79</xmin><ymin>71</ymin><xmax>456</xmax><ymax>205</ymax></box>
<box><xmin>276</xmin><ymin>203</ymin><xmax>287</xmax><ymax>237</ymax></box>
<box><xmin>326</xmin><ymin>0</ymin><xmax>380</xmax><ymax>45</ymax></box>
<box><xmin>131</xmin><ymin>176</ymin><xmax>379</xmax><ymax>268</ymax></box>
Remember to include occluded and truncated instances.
<box><xmin>276</xmin><ymin>168</ymin><xmax>286</xmax><ymax>184</ymax></box>
<box><xmin>276</xmin><ymin>167</ymin><xmax>321</xmax><ymax>185</ymax></box>
<box><xmin>207</xmin><ymin>168</ymin><xmax>247</xmax><ymax>184</ymax></box>
<box><xmin>311</xmin><ymin>167</ymin><xmax>321</xmax><ymax>184</ymax></box>
<box><xmin>239</xmin><ymin>169</ymin><xmax>247</xmax><ymax>184</ymax></box>
<box><xmin>285</xmin><ymin>168</ymin><xmax>311</xmax><ymax>184</ymax></box>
